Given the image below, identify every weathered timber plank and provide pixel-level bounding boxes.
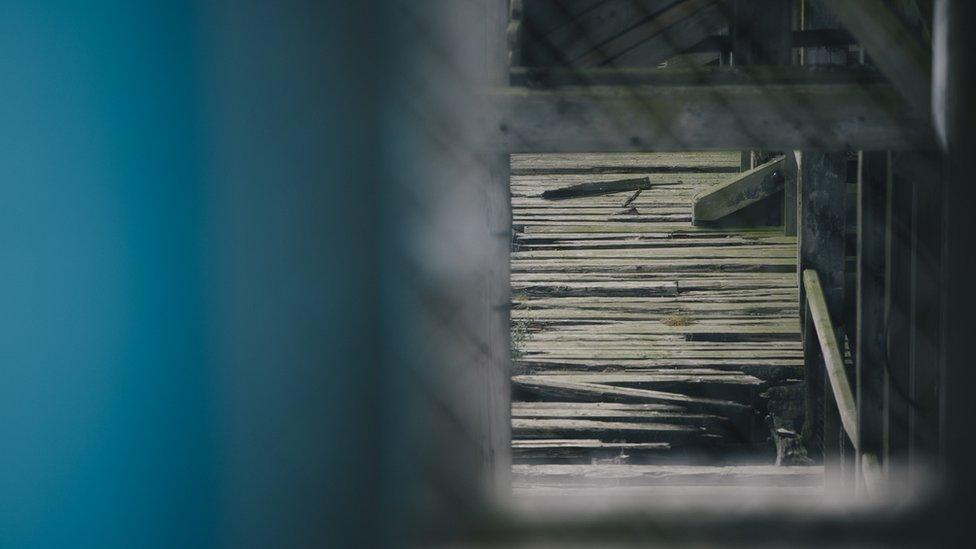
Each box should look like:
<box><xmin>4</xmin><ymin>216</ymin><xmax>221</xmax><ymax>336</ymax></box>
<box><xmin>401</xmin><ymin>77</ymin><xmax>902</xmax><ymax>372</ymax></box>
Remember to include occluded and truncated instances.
<box><xmin>512</xmin><ymin>439</ymin><xmax>671</xmax><ymax>461</ymax></box>
<box><xmin>512</xmin><ymin>464</ymin><xmax>825</xmax><ymax>487</ymax></box>
<box><xmin>512</xmin><ymin>376</ymin><xmax>749</xmax><ymax>410</ymax></box>
<box><xmin>512</xmin><ymin>407</ymin><xmax>722</xmax><ymax>423</ymax></box>
<box><xmin>541</xmin><ymin>177</ymin><xmax>653</xmax><ymax>200</ymax></box>
<box><xmin>514</xmin><ymin>244</ymin><xmax>797</xmax><ymax>258</ymax></box>
<box><xmin>512</xmin><ymin>280</ymin><xmax>678</xmax><ymax>297</ymax></box>
<box><xmin>518</xmin><ymin>349</ymin><xmax>800</xmax><ymax>360</ymax></box>
<box><xmin>692</xmin><ymin>156</ymin><xmax>786</xmax><ymax>223</ymax></box>
<box><xmin>512</xmin><ymin>419</ymin><xmax>701</xmax><ymax>442</ymax></box>
<box><xmin>489</xmin><ymin>83</ymin><xmax>933</xmax><ymax>153</ymax></box>
<box><xmin>512</xmin><ymin>401</ymin><xmax>684</xmax><ymax>412</ymax></box>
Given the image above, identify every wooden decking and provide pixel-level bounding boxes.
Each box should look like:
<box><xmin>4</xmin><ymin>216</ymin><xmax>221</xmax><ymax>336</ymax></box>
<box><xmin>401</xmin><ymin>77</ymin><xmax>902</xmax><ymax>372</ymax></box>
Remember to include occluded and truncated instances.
<box><xmin>510</xmin><ymin>152</ymin><xmax>806</xmax><ymax>471</ymax></box>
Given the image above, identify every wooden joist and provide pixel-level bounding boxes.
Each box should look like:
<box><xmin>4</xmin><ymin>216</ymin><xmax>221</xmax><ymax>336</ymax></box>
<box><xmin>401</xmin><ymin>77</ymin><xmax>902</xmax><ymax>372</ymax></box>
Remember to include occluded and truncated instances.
<box><xmin>510</xmin><ymin>65</ymin><xmax>885</xmax><ymax>88</ymax></box>
<box><xmin>489</xmin><ymin>82</ymin><xmax>933</xmax><ymax>153</ymax></box>
<box><xmin>691</xmin><ymin>156</ymin><xmax>788</xmax><ymax>224</ymax></box>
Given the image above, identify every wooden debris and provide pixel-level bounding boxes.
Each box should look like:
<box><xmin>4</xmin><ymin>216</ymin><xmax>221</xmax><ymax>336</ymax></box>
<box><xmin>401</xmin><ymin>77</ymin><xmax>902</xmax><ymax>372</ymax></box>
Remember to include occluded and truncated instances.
<box><xmin>511</xmin><ymin>151</ymin><xmax>804</xmax><ymax>466</ymax></box>
<box><xmin>541</xmin><ymin>177</ymin><xmax>653</xmax><ymax>200</ymax></box>
<box><xmin>621</xmin><ymin>189</ymin><xmax>643</xmax><ymax>208</ymax></box>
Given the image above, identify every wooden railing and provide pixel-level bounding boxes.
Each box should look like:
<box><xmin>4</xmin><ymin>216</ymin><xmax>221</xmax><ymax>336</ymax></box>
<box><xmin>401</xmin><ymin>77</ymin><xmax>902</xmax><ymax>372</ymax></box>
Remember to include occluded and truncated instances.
<box><xmin>802</xmin><ymin>269</ymin><xmax>883</xmax><ymax>495</ymax></box>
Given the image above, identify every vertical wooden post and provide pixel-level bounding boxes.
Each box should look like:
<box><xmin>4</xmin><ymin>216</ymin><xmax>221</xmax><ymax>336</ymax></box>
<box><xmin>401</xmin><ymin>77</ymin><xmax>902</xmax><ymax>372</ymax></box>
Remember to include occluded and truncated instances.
<box><xmin>884</xmin><ymin>152</ymin><xmax>914</xmax><ymax>465</ymax></box>
<box><xmin>937</xmin><ymin>1</ymin><xmax>976</xmax><ymax>542</ymax></box>
<box><xmin>799</xmin><ymin>151</ymin><xmax>847</xmax><ymax>462</ymax></box>
<box><xmin>857</xmin><ymin>151</ymin><xmax>888</xmax><ymax>482</ymax></box>
<box><xmin>799</xmin><ymin>0</ymin><xmax>848</xmax><ymax>478</ymax></box>
<box><xmin>483</xmin><ymin>0</ymin><xmax>512</xmax><ymax>494</ymax></box>
<box><xmin>904</xmin><ymin>152</ymin><xmax>942</xmax><ymax>468</ymax></box>
<box><xmin>731</xmin><ymin>0</ymin><xmax>794</xmax><ymax>232</ymax></box>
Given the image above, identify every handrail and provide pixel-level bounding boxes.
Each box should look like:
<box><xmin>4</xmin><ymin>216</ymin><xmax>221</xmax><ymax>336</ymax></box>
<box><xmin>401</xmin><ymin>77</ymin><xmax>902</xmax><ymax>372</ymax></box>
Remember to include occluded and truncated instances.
<box><xmin>802</xmin><ymin>269</ymin><xmax>859</xmax><ymax>449</ymax></box>
<box><xmin>861</xmin><ymin>453</ymin><xmax>883</xmax><ymax>495</ymax></box>
<box><xmin>803</xmin><ymin>269</ymin><xmax>886</xmax><ymax>495</ymax></box>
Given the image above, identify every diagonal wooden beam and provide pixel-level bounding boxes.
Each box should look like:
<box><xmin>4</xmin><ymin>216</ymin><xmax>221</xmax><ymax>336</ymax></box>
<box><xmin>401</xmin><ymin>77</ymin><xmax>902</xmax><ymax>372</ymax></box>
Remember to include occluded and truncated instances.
<box><xmin>692</xmin><ymin>156</ymin><xmax>787</xmax><ymax>224</ymax></box>
<box><xmin>822</xmin><ymin>0</ymin><xmax>932</xmax><ymax>115</ymax></box>
<box><xmin>803</xmin><ymin>269</ymin><xmax>859</xmax><ymax>449</ymax></box>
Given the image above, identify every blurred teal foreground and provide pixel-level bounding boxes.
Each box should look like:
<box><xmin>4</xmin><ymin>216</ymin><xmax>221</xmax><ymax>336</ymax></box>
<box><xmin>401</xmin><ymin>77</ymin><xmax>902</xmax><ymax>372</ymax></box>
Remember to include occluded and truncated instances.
<box><xmin>1</xmin><ymin>2</ymin><xmax>395</xmax><ymax>547</ymax></box>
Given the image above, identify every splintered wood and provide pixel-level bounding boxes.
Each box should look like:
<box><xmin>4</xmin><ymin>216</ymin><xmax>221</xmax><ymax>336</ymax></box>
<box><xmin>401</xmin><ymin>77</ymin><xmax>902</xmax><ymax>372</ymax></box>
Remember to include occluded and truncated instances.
<box><xmin>510</xmin><ymin>152</ymin><xmax>806</xmax><ymax>472</ymax></box>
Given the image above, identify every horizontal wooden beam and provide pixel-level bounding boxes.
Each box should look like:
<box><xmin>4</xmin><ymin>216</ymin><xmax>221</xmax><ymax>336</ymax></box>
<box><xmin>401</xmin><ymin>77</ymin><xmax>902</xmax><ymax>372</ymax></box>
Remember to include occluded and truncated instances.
<box><xmin>692</xmin><ymin>156</ymin><xmax>786</xmax><ymax>223</ymax></box>
<box><xmin>802</xmin><ymin>269</ymin><xmax>858</xmax><ymax>449</ymax></box>
<box><xmin>510</xmin><ymin>65</ymin><xmax>884</xmax><ymax>88</ymax></box>
<box><xmin>685</xmin><ymin>29</ymin><xmax>856</xmax><ymax>53</ymax></box>
<box><xmin>489</xmin><ymin>82</ymin><xmax>933</xmax><ymax>152</ymax></box>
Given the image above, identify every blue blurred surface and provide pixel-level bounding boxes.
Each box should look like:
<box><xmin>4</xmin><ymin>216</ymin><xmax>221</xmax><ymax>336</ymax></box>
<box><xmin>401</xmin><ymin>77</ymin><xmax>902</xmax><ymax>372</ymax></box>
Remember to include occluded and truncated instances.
<box><xmin>0</xmin><ymin>2</ymin><xmax>384</xmax><ymax>547</ymax></box>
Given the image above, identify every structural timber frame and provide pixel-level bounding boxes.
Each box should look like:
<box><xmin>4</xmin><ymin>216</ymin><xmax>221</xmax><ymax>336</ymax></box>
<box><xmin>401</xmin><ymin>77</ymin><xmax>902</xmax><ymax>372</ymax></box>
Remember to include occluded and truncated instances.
<box><xmin>463</xmin><ymin>0</ymin><xmax>976</xmax><ymax>545</ymax></box>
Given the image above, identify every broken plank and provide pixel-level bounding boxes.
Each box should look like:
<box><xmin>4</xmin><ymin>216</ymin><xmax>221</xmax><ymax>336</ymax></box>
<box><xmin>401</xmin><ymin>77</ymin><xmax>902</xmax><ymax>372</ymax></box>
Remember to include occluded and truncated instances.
<box><xmin>541</xmin><ymin>177</ymin><xmax>653</xmax><ymax>200</ymax></box>
<box><xmin>512</xmin><ymin>280</ymin><xmax>678</xmax><ymax>297</ymax></box>
<box><xmin>512</xmin><ymin>376</ymin><xmax>749</xmax><ymax>411</ymax></box>
<box><xmin>512</xmin><ymin>439</ymin><xmax>671</xmax><ymax>462</ymax></box>
<box><xmin>512</xmin><ymin>419</ymin><xmax>702</xmax><ymax>443</ymax></box>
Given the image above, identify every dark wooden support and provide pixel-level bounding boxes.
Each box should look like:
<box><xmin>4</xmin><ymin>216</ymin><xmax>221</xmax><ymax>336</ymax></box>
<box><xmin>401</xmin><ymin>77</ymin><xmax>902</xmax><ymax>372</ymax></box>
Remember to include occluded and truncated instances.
<box><xmin>798</xmin><ymin>1</ymin><xmax>849</xmax><ymax>467</ymax></box>
<box><xmin>799</xmin><ymin>152</ymin><xmax>847</xmax><ymax>460</ymax></box>
<box><xmin>731</xmin><ymin>0</ymin><xmax>792</xmax><ymax>223</ymax></box>
<box><xmin>938</xmin><ymin>1</ymin><xmax>976</xmax><ymax>540</ymax></box>
<box><xmin>509</xmin><ymin>65</ymin><xmax>887</xmax><ymax>88</ymax></box>
<box><xmin>856</xmin><ymin>151</ymin><xmax>887</xmax><ymax>482</ymax></box>
<box><xmin>732</xmin><ymin>0</ymin><xmax>792</xmax><ymax>66</ymax></box>
<box><xmin>904</xmin><ymin>152</ymin><xmax>942</xmax><ymax>467</ymax></box>
<box><xmin>485</xmin><ymin>0</ymin><xmax>512</xmax><ymax>494</ymax></box>
<box><xmin>683</xmin><ymin>29</ymin><xmax>856</xmax><ymax>54</ymax></box>
<box><xmin>884</xmin><ymin>151</ymin><xmax>914</xmax><ymax>464</ymax></box>
<box><xmin>784</xmin><ymin>151</ymin><xmax>799</xmax><ymax>236</ymax></box>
